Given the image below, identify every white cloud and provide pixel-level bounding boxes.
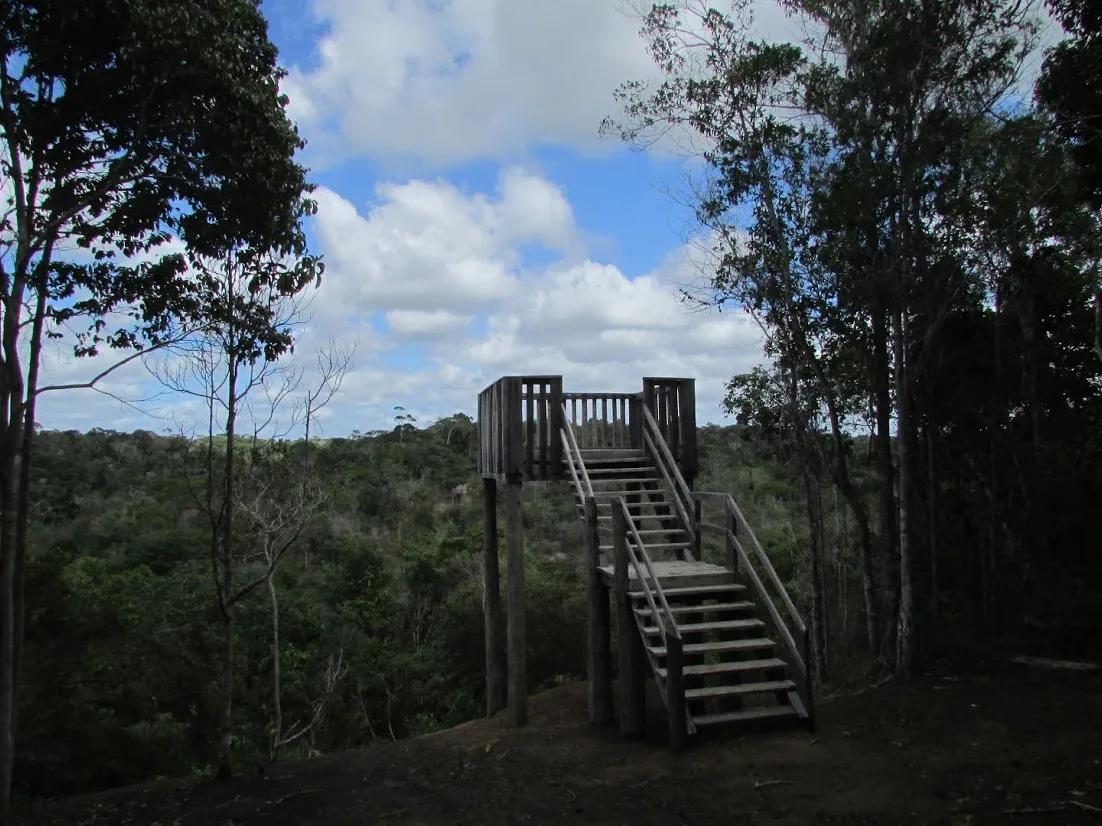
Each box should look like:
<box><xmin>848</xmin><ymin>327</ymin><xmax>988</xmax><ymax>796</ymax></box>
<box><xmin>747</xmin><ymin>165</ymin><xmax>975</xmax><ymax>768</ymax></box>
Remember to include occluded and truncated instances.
<box><xmin>307</xmin><ymin>167</ymin><xmax>762</xmax><ymax>427</ymax></box>
<box><xmin>284</xmin><ymin>0</ymin><xmax>1060</xmax><ymax>169</ymax></box>
<box><xmin>385</xmin><ymin>309</ymin><xmax>475</xmax><ymax>338</ymax></box>
<box><xmin>32</xmin><ymin>165</ymin><xmax>761</xmax><ymax>434</ymax></box>
<box><xmin>311</xmin><ymin>166</ymin><xmax>579</xmax><ymax>318</ymax></box>
<box><xmin>284</xmin><ymin>0</ymin><xmax>658</xmax><ymax>166</ymax></box>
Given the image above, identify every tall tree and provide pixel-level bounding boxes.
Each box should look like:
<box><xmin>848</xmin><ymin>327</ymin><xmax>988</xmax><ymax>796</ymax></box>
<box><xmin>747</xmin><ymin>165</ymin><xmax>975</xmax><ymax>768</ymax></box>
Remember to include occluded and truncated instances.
<box><xmin>153</xmin><ymin>247</ymin><xmax>320</xmax><ymax>780</ymax></box>
<box><xmin>0</xmin><ymin>0</ymin><xmax>319</xmax><ymax>811</ymax></box>
<box><xmin>1036</xmin><ymin>0</ymin><xmax>1102</xmax><ymax>364</ymax></box>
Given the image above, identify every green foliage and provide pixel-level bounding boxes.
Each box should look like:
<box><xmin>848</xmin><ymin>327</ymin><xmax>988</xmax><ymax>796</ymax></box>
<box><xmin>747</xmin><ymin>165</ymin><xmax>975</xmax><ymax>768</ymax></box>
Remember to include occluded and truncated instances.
<box><xmin>15</xmin><ymin>421</ymin><xmax>808</xmax><ymax>801</ymax></box>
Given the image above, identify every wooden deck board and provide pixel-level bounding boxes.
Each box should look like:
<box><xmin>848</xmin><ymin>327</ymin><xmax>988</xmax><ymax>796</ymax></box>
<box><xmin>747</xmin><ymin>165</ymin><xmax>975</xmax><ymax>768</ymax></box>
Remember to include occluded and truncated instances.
<box><xmin>597</xmin><ymin>559</ymin><xmax>732</xmax><ymax>590</ymax></box>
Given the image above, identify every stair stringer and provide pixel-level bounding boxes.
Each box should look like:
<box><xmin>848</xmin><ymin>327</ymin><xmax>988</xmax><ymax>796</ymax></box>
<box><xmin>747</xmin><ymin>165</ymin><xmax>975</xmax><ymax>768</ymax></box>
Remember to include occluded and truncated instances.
<box><xmin>632</xmin><ymin>609</ymin><xmax>699</xmax><ymax>736</ymax></box>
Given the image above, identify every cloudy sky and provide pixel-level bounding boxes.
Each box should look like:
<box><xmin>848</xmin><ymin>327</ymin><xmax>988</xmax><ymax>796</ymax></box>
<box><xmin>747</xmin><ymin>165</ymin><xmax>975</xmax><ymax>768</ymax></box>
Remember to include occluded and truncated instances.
<box><xmin>33</xmin><ymin>0</ymin><xmax>1060</xmax><ymax>437</ymax></box>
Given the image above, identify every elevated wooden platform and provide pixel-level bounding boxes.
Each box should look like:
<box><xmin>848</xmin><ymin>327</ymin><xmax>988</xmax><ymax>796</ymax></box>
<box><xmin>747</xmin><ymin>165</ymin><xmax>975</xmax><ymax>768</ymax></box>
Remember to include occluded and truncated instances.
<box><xmin>477</xmin><ymin>375</ymin><xmax>697</xmax><ymax>483</ymax></box>
<box><xmin>598</xmin><ymin>559</ymin><xmax>732</xmax><ymax>591</ymax></box>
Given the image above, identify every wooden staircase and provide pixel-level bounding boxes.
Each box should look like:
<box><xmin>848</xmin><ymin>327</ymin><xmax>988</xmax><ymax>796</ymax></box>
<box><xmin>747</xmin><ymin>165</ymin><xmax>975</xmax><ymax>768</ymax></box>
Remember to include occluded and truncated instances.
<box><xmin>566</xmin><ymin>446</ymin><xmax>810</xmax><ymax>739</ymax></box>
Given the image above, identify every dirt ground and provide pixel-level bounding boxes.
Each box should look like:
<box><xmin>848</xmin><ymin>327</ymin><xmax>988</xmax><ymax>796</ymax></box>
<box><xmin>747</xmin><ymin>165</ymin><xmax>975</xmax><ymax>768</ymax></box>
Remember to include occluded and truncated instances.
<box><xmin>13</xmin><ymin>656</ymin><xmax>1102</xmax><ymax>826</ymax></box>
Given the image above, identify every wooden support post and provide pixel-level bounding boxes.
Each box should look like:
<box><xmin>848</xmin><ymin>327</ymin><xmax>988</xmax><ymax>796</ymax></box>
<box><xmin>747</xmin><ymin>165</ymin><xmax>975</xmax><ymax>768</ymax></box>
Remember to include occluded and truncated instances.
<box><xmin>802</xmin><ymin>626</ymin><xmax>817</xmax><ymax>732</ymax></box>
<box><xmin>666</xmin><ymin>634</ymin><xmax>686</xmax><ymax>752</ymax></box>
<box><xmin>505</xmin><ymin>476</ymin><xmax>527</xmax><ymax>726</ymax></box>
<box><xmin>613</xmin><ymin>498</ymin><xmax>645</xmax><ymax>738</ymax></box>
<box><xmin>691</xmin><ymin>498</ymin><xmax>702</xmax><ymax>562</ymax></box>
<box><xmin>585</xmin><ymin>497</ymin><xmax>613</xmax><ymax>725</ymax></box>
<box><xmin>482</xmin><ymin>478</ymin><xmax>505</xmax><ymax>717</ymax></box>
<box><xmin>725</xmin><ymin>501</ymin><xmax>739</xmax><ymax>578</ymax></box>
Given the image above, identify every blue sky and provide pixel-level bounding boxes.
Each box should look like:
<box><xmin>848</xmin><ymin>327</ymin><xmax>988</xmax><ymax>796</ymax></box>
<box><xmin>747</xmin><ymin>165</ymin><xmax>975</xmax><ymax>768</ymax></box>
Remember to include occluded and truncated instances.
<box><xmin>33</xmin><ymin>0</ymin><xmax>778</xmax><ymax>437</ymax></box>
<box><xmin>30</xmin><ymin>0</ymin><xmax>1059</xmax><ymax>438</ymax></box>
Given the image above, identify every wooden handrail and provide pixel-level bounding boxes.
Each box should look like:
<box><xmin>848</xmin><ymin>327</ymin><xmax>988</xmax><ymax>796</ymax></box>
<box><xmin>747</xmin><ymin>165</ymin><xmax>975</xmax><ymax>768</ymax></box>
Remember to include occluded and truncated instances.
<box><xmin>641</xmin><ymin>407</ymin><xmax>696</xmax><ymax>548</ymax></box>
<box><xmin>618</xmin><ymin>499</ymin><xmax>681</xmax><ymax>643</ymax></box>
<box><xmin>692</xmin><ymin>489</ymin><xmax>812</xmax><ymax>715</ymax></box>
<box><xmin>560</xmin><ymin>403</ymin><xmax>595</xmax><ymax>500</ymax></box>
<box><xmin>561</xmin><ymin>430</ymin><xmax>590</xmax><ymax>502</ymax></box>
<box><xmin>729</xmin><ymin>530</ymin><xmax>805</xmax><ymax>678</ymax></box>
<box><xmin>724</xmin><ymin>494</ymin><xmax>805</xmax><ymax>633</ymax></box>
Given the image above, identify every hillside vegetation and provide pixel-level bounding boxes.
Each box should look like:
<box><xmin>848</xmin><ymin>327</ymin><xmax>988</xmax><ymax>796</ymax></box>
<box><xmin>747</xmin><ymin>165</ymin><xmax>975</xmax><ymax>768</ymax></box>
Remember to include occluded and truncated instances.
<box><xmin>20</xmin><ymin>420</ymin><xmax>835</xmax><ymax>800</ymax></box>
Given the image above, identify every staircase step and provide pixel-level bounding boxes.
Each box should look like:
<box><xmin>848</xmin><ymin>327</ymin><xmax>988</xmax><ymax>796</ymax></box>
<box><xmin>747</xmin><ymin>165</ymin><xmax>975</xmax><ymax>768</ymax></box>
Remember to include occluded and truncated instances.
<box><xmin>647</xmin><ymin>637</ymin><xmax>776</xmax><ymax>657</ymax></box>
<box><xmin>585</xmin><ymin>466</ymin><xmax>657</xmax><ymax>476</ymax></box>
<box><xmin>590</xmin><ymin>500</ymin><xmax>653</xmax><ymax>511</ymax></box>
<box><xmin>635</xmin><ymin>601</ymin><xmax>755</xmax><ymax>617</ymax></box>
<box><xmin>631</xmin><ymin>583</ymin><xmax>746</xmax><ymax>598</ymax></box>
<box><xmin>627</xmin><ymin>541</ymin><xmax>692</xmax><ymax>551</ymax></box>
<box><xmin>693</xmin><ymin>704</ymin><xmax>800</xmax><ymax>727</ymax></box>
<box><xmin>640</xmin><ymin>618</ymin><xmax>765</xmax><ymax>636</ymax></box>
<box><xmin>685</xmin><ymin>679</ymin><xmax>797</xmax><ymax>701</ymax></box>
<box><xmin>656</xmin><ymin>656</ymin><xmax>787</xmax><ymax>678</ymax></box>
<box><xmin>609</xmin><ymin>527</ymin><xmax>687</xmax><ymax>536</ymax></box>
<box><xmin>575</xmin><ymin>453</ymin><xmax>648</xmax><ymax>463</ymax></box>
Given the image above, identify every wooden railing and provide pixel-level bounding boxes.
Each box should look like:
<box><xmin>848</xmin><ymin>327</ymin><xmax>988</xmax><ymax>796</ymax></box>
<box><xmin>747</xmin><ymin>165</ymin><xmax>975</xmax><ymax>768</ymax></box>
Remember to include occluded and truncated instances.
<box><xmin>693</xmin><ymin>492</ymin><xmax>815</xmax><ymax>726</ymax></box>
<box><xmin>641</xmin><ymin>406</ymin><xmax>697</xmax><ymax>560</ymax></box>
<box><xmin>560</xmin><ymin>402</ymin><xmax>595</xmax><ymax>503</ymax></box>
<box><xmin>478</xmin><ymin>376</ymin><xmax>697</xmax><ymax>483</ymax></box>
<box><xmin>562</xmin><ymin>392</ymin><xmax>639</xmax><ymax>449</ymax></box>
<box><xmin>610</xmin><ymin>496</ymin><xmax>689</xmax><ymax>747</ymax></box>
<box><xmin>477</xmin><ymin>376</ymin><xmax>563</xmax><ymax>480</ymax></box>
<box><xmin>642</xmin><ymin>378</ymin><xmax>698</xmax><ymax>479</ymax></box>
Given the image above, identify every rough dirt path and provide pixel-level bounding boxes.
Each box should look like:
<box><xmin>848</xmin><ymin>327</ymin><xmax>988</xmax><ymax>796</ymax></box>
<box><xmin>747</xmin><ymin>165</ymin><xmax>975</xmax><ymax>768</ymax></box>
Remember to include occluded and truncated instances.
<box><xmin>14</xmin><ymin>660</ymin><xmax>1102</xmax><ymax>825</ymax></box>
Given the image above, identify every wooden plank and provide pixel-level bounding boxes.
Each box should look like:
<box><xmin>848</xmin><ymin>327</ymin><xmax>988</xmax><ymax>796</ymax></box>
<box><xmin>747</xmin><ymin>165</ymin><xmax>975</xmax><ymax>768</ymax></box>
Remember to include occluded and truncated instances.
<box><xmin>505</xmin><ymin>478</ymin><xmax>527</xmax><ymax>726</ymax></box>
<box><xmin>525</xmin><ymin>383</ymin><xmax>535</xmax><ymax>479</ymax></box>
<box><xmin>666</xmin><ymin>634</ymin><xmax>686</xmax><ymax>752</ymax></box>
<box><xmin>639</xmin><ymin>618</ymin><xmax>764</xmax><ymax>635</ymax></box>
<box><xmin>647</xmin><ymin>637</ymin><xmax>776</xmax><ymax>657</ymax></box>
<box><xmin>693</xmin><ymin>704</ymin><xmax>799</xmax><ymax>727</ymax></box>
<box><xmin>551</xmin><ymin>378</ymin><xmax>564</xmax><ymax>476</ymax></box>
<box><xmin>655</xmin><ymin>657</ymin><xmax>787</xmax><ymax>678</ymax></box>
<box><xmin>679</xmin><ymin>379</ymin><xmax>697</xmax><ymax>477</ymax></box>
<box><xmin>725</xmin><ymin>504</ymin><xmax>739</xmax><ymax>578</ymax></box>
<box><xmin>482</xmin><ymin>478</ymin><xmax>504</xmax><ymax>717</ymax></box>
<box><xmin>685</xmin><ymin>680</ymin><xmax>796</xmax><ymax>701</ymax></box>
<box><xmin>538</xmin><ymin>382</ymin><xmax>548</xmax><ymax>479</ymax></box>
<box><xmin>613</xmin><ymin>502</ymin><xmax>645</xmax><ymax>738</ymax></box>
<box><xmin>635</xmin><ymin>600</ymin><xmax>755</xmax><ymax>617</ymax></box>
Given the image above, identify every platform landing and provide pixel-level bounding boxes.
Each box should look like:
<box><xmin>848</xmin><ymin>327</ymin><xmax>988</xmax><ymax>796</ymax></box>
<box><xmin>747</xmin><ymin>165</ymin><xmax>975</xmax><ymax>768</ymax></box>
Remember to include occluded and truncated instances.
<box><xmin>597</xmin><ymin>559</ymin><xmax>732</xmax><ymax>592</ymax></box>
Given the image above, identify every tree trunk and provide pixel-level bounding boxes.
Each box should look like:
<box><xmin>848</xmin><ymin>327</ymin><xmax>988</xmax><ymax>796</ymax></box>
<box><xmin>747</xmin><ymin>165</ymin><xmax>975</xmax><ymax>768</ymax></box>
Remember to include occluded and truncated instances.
<box><xmin>893</xmin><ymin>309</ymin><xmax>915</xmax><ymax>677</ymax></box>
<box><xmin>216</xmin><ymin>354</ymin><xmax>239</xmax><ymax>781</ymax></box>
<box><xmin>12</xmin><ymin>284</ymin><xmax>49</xmax><ymax>750</ymax></box>
<box><xmin>268</xmin><ymin>567</ymin><xmax>283</xmax><ymax>760</ymax></box>
<box><xmin>870</xmin><ymin>297</ymin><xmax>898</xmax><ymax>661</ymax></box>
<box><xmin>0</xmin><ymin>278</ymin><xmax>27</xmax><ymax>816</ymax></box>
<box><xmin>927</xmin><ymin>424</ymin><xmax>939</xmax><ymax>624</ymax></box>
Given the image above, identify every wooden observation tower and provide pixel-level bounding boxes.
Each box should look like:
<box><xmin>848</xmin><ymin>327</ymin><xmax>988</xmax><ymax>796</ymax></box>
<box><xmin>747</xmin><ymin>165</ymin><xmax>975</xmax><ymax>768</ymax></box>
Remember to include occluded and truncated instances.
<box><xmin>477</xmin><ymin>375</ymin><xmax>814</xmax><ymax>749</ymax></box>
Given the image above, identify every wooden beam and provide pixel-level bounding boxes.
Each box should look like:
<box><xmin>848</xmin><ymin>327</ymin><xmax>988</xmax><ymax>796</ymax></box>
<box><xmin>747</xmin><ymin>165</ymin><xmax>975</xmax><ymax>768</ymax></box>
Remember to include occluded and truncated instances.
<box><xmin>505</xmin><ymin>476</ymin><xmax>527</xmax><ymax>726</ymax></box>
<box><xmin>482</xmin><ymin>478</ymin><xmax>504</xmax><ymax>717</ymax></box>
<box><xmin>613</xmin><ymin>499</ymin><xmax>645</xmax><ymax>738</ymax></box>
<box><xmin>666</xmin><ymin>634</ymin><xmax>686</xmax><ymax>752</ymax></box>
<box><xmin>585</xmin><ymin>497</ymin><xmax>613</xmax><ymax>725</ymax></box>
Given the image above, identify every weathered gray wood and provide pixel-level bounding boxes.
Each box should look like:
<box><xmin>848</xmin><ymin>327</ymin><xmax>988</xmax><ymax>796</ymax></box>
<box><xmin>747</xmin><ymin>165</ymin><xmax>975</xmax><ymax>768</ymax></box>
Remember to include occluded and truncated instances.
<box><xmin>639</xmin><ymin>618</ymin><xmax>764</xmax><ymax>635</ymax></box>
<box><xmin>725</xmin><ymin>503</ymin><xmax>739</xmax><ymax>577</ymax></box>
<box><xmin>655</xmin><ymin>657</ymin><xmax>787</xmax><ymax>678</ymax></box>
<box><xmin>693</xmin><ymin>704</ymin><xmax>798</xmax><ymax>727</ymax></box>
<box><xmin>482</xmin><ymin>478</ymin><xmax>504</xmax><ymax>717</ymax></box>
<box><xmin>666</xmin><ymin>634</ymin><xmax>687</xmax><ymax>752</ymax></box>
<box><xmin>613</xmin><ymin>500</ymin><xmax>645</xmax><ymax>738</ymax></box>
<box><xmin>585</xmin><ymin>497</ymin><xmax>613</xmax><ymax>726</ymax></box>
<box><xmin>646</xmin><ymin>637</ymin><xmax>776</xmax><ymax>657</ymax></box>
<box><xmin>685</xmin><ymin>679</ymin><xmax>796</xmax><ymax>700</ymax></box>
<box><xmin>691</xmin><ymin>498</ymin><xmax>702</xmax><ymax>561</ymax></box>
<box><xmin>505</xmin><ymin>477</ymin><xmax>527</xmax><ymax>726</ymax></box>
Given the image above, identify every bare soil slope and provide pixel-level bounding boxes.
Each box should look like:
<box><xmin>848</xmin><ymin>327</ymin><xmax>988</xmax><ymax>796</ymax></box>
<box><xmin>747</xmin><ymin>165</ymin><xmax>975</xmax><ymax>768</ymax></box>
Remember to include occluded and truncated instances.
<box><xmin>15</xmin><ymin>659</ymin><xmax>1102</xmax><ymax>825</ymax></box>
